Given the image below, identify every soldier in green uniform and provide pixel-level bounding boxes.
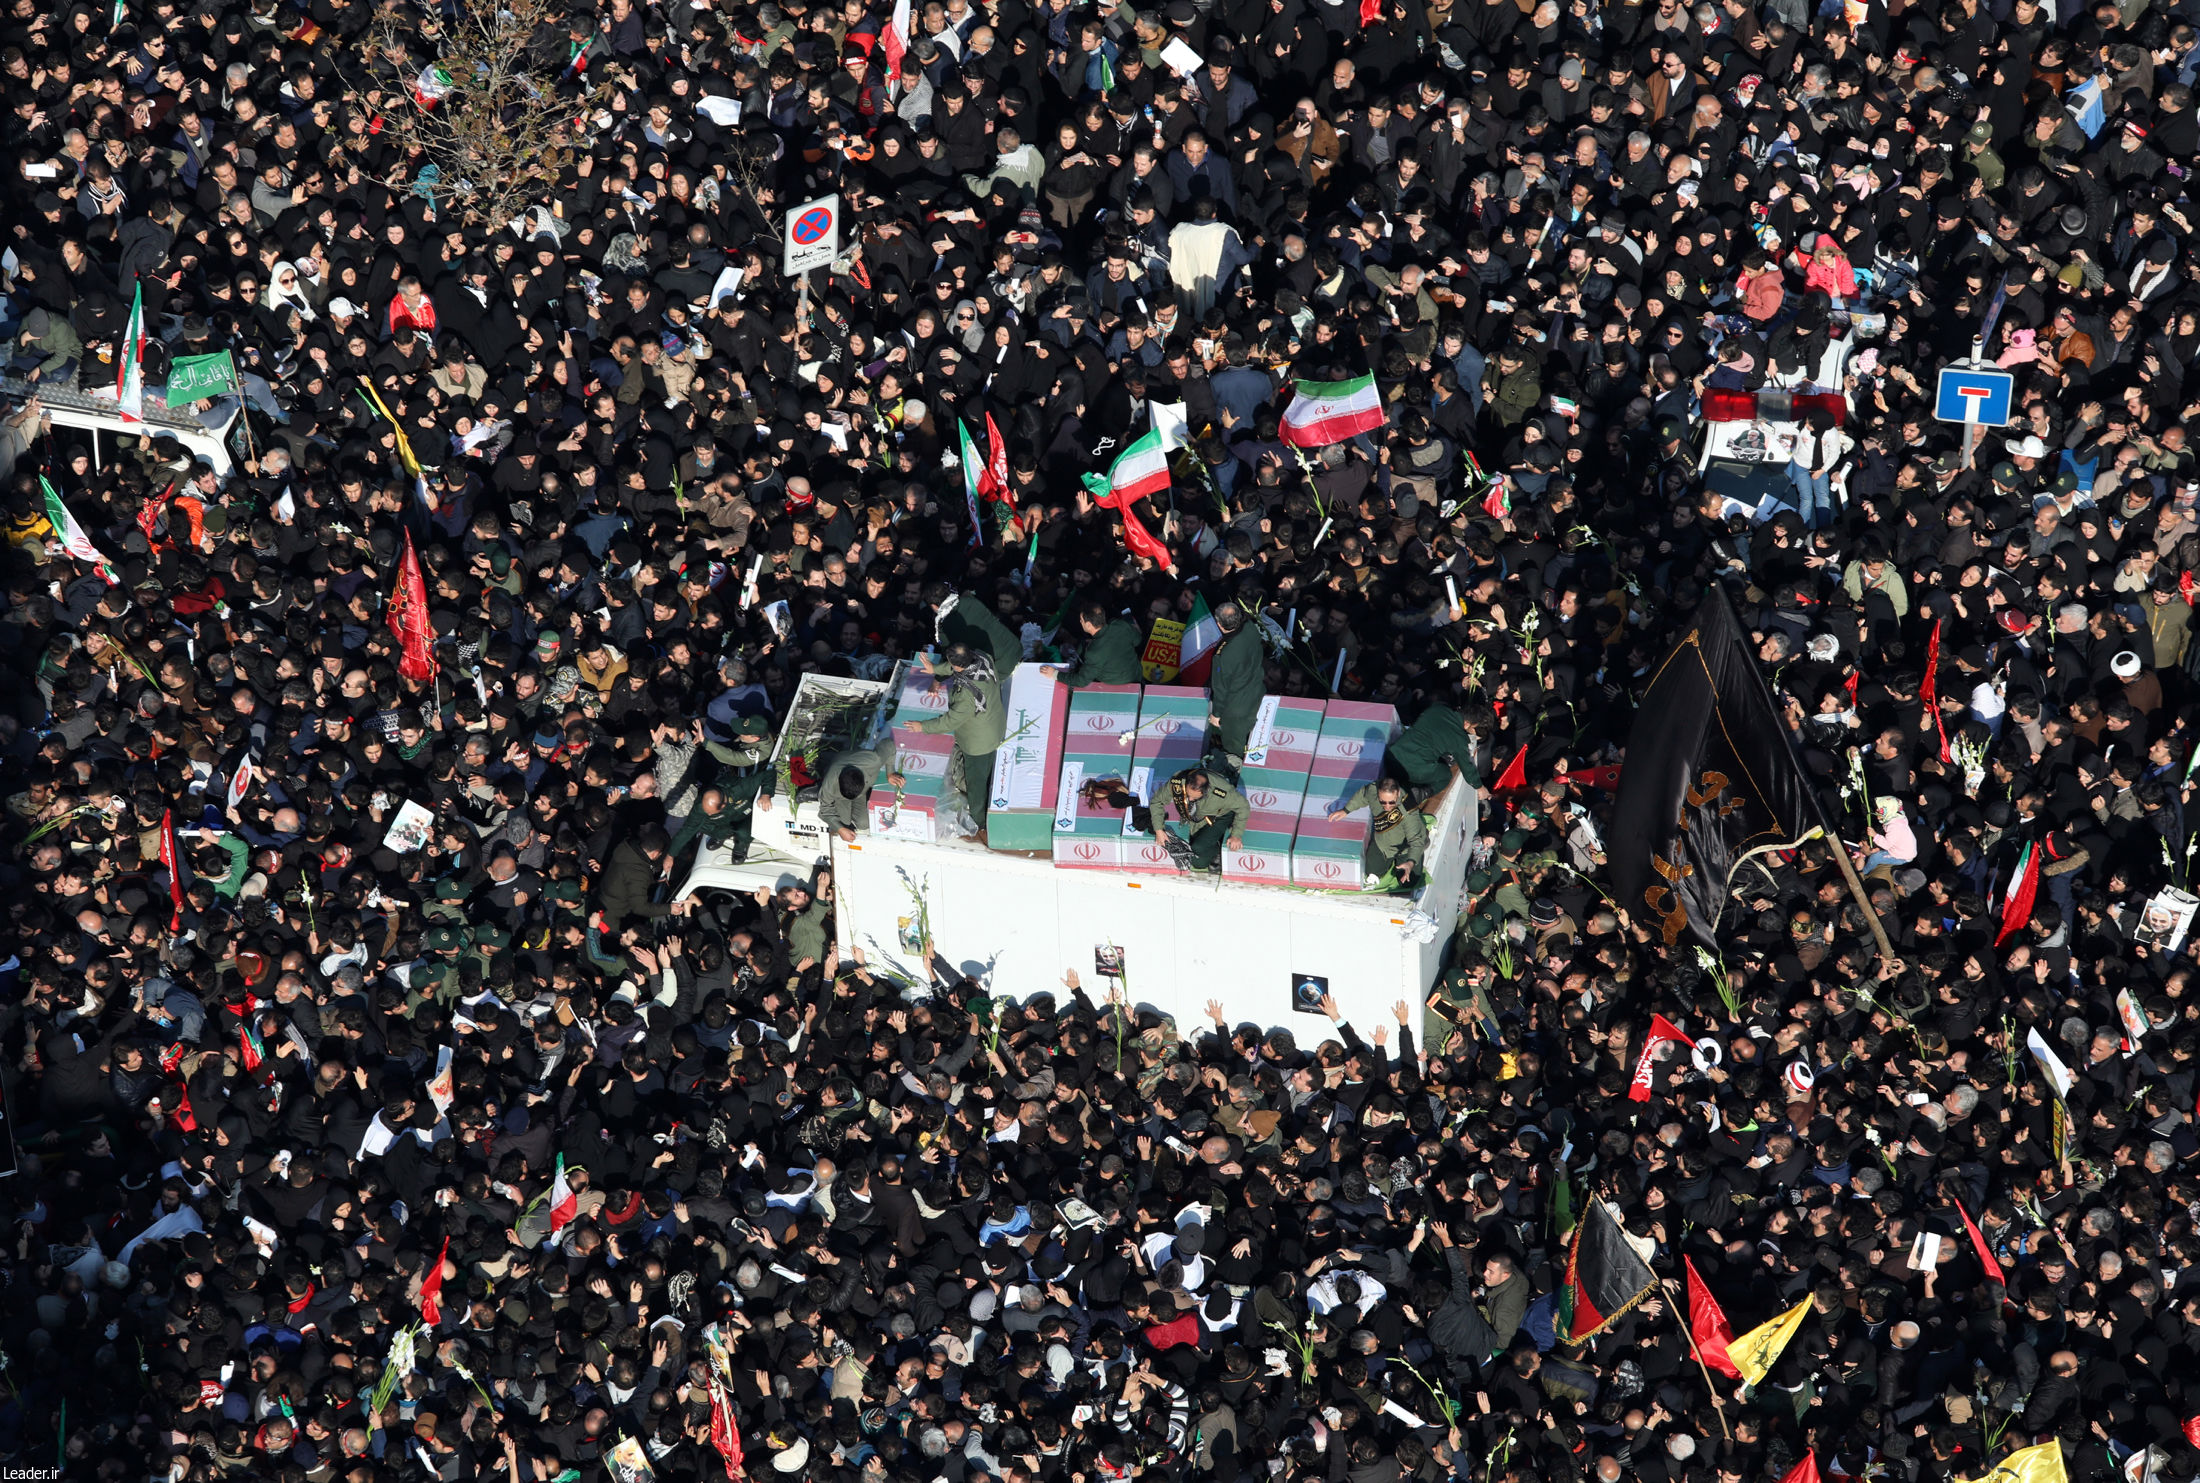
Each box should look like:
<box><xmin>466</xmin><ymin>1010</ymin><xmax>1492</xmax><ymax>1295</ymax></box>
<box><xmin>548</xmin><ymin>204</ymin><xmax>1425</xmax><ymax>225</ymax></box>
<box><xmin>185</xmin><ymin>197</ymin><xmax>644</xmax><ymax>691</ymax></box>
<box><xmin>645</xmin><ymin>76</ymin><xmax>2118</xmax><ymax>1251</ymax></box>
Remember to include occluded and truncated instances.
<box><xmin>935</xmin><ymin>586</ymin><xmax>1025</xmax><ymax>677</ymax></box>
<box><xmin>707</xmin><ymin>712</ymin><xmax>777</xmax><ymax>860</ymax></box>
<box><xmin>1042</xmin><ymin>601</ymin><xmax>1145</xmax><ymax>688</ymax></box>
<box><xmin>1328</xmin><ymin>776</ymin><xmax>1429</xmax><ymax>889</ymax></box>
<box><xmin>814</xmin><ymin>747</ymin><xmax>888</xmax><ymax>842</ymax></box>
<box><xmin>1159</xmin><ymin>765</ymin><xmax>1251</xmax><ymax>872</ymax></box>
<box><xmin>908</xmin><ymin>645</ymin><xmax>1007</xmax><ymax>835</ymax></box>
<box><xmin>1204</xmin><ymin>601</ymin><xmax>1265</xmax><ymax>765</ymax></box>
<box><xmin>1386</xmin><ymin>699</ymin><xmax>1494</xmax><ymax>807</ymax></box>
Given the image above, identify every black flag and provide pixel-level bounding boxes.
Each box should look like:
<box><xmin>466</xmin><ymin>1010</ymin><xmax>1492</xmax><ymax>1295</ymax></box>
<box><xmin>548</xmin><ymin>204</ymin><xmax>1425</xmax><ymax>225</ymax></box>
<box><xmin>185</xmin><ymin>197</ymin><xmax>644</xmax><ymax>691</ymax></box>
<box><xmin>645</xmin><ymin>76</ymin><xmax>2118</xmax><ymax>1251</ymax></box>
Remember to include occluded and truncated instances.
<box><xmin>1561</xmin><ymin>1199</ymin><xmax>1658</xmax><ymax>1343</ymax></box>
<box><xmin>1608</xmin><ymin>584</ymin><xmax>1819</xmax><ymax>948</ymax></box>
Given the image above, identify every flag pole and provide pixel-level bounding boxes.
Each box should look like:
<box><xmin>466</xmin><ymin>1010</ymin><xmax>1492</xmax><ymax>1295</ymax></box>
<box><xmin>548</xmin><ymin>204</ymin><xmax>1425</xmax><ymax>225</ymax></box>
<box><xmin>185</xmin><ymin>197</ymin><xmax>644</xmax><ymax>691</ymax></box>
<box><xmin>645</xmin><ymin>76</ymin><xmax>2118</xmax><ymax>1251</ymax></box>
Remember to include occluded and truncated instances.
<box><xmin>1657</xmin><ymin>1275</ymin><xmax>1733</xmax><ymax>1440</ymax></box>
<box><xmin>1708</xmin><ymin>582</ymin><xmax>1894</xmax><ymax>961</ymax></box>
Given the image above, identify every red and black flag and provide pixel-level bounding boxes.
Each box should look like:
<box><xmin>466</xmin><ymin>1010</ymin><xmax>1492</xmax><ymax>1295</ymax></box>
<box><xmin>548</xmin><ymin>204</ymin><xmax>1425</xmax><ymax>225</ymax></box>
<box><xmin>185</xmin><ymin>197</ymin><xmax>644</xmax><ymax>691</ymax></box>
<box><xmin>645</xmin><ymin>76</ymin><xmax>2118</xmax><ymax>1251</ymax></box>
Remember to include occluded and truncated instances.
<box><xmin>1560</xmin><ymin>1199</ymin><xmax>1658</xmax><ymax>1343</ymax></box>
<box><xmin>1608</xmin><ymin>583</ymin><xmax>1821</xmax><ymax>950</ymax></box>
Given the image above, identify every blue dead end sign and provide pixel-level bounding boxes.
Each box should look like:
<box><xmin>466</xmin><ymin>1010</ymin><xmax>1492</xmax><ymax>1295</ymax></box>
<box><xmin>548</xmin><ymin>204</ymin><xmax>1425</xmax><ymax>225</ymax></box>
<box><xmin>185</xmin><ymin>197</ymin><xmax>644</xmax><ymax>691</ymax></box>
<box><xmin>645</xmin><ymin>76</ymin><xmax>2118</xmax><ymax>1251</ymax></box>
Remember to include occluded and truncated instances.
<box><xmin>1934</xmin><ymin>364</ymin><xmax>2015</xmax><ymax>428</ymax></box>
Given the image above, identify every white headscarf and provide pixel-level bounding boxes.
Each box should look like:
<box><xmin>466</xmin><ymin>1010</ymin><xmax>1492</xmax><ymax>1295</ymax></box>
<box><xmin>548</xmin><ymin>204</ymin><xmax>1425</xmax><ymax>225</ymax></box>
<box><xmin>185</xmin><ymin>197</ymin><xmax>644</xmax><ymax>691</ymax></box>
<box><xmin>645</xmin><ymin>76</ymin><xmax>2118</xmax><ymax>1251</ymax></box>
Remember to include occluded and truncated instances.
<box><xmin>264</xmin><ymin>260</ymin><xmax>318</xmax><ymax>322</ymax></box>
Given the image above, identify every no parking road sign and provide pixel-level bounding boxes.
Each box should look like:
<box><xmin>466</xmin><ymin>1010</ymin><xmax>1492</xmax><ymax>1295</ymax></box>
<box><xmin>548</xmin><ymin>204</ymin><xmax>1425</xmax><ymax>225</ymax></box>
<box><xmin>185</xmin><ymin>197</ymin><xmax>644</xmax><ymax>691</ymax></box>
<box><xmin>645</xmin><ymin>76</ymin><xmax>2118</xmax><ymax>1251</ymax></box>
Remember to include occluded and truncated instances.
<box><xmin>783</xmin><ymin>194</ymin><xmax>841</xmax><ymax>277</ymax></box>
<box><xmin>1934</xmin><ymin>364</ymin><xmax>2015</xmax><ymax>428</ymax></box>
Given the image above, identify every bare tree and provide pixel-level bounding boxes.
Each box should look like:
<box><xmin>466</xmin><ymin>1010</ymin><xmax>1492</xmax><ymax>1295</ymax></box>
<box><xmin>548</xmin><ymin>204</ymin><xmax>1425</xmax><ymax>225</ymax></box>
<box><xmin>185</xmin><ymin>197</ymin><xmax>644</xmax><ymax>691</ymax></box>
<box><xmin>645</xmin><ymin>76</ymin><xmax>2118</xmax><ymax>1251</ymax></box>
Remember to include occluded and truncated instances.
<box><xmin>366</xmin><ymin>0</ymin><xmax>606</xmax><ymax>232</ymax></box>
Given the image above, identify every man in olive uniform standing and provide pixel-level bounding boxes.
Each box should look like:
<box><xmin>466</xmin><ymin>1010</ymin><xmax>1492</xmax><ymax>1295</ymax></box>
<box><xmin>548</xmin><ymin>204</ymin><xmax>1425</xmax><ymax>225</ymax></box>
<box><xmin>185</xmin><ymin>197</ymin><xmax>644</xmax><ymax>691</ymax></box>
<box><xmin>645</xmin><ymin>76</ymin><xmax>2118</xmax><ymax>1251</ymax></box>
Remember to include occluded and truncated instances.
<box><xmin>1043</xmin><ymin>601</ymin><xmax>1145</xmax><ymax>688</ymax></box>
<box><xmin>909</xmin><ymin>645</ymin><xmax>1007</xmax><ymax>836</ymax></box>
<box><xmin>706</xmin><ymin>712</ymin><xmax>777</xmax><ymax>861</ymax></box>
<box><xmin>1329</xmin><ymin>775</ymin><xmax>1428</xmax><ymax>889</ymax></box>
<box><xmin>1204</xmin><ymin>601</ymin><xmax>1265</xmax><ymax>765</ymax></box>
<box><xmin>1161</xmin><ymin>765</ymin><xmax>1251</xmax><ymax>872</ymax></box>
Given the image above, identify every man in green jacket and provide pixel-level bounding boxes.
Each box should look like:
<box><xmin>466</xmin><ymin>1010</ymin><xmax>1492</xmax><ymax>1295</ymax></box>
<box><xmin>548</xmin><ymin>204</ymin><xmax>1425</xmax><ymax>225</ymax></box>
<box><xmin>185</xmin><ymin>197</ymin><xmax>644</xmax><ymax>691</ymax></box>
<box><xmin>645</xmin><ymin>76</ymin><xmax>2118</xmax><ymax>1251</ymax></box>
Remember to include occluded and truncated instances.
<box><xmin>814</xmin><ymin>747</ymin><xmax>887</xmax><ymax>842</ymax></box>
<box><xmin>1387</xmin><ymin>700</ymin><xmax>1492</xmax><ymax>808</ymax></box>
<box><xmin>1042</xmin><ymin>601</ymin><xmax>1144</xmax><ymax>688</ymax></box>
<box><xmin>1204</xmin><ymin>601</ymin><xmax>1265</xmax><ymax>763</ymax></box>
<box><xmin>909</xmin><ymin>646</ymin><xmax>1007</xmax><ymax>834</ymax></box>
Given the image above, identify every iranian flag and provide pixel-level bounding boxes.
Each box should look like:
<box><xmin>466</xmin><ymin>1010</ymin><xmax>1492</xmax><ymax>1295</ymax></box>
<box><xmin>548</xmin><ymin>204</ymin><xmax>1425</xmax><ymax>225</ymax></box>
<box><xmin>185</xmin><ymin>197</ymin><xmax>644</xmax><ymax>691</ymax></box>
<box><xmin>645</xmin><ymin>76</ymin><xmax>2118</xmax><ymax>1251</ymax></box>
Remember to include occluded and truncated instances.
<box><xmin>41</xmin><ymin>476</ymin><xmax>117</xmax><ymax>585</ymax></box>
<box><xmin>413</xmin><ymin>64</ymin><xmax>455</xmax><ymax>108</ymax></box>
<box><xmin>878</xmin><ymin>0</ymin><xmax>910</xmax><ymax>80</ymax></box>
<box><xmin>546</xmin><ymin>1154</ymin><xmax>579</xmax><ymax>1245</ymax></box>
<box><xmin>1098</xmin><ymin>428</ymin><xmax>1170</xmax><ymax>503</ymax></box>
<box><xmin>1279</xmin><ymin>372</ymin><xmax>1384</xmax><ymax>448</ymax></box>
<box><xmin>115</xmin><ymin>282</ymin><xmax>146</xmax><ymax>423</ymax></box>
<box><xmin>1177</xmin><ymin>592</ymin><xmax>1221</xmax><ymax>685</ymax></box>
<box><xmin>1081</xmin><ymin>429</ymin><xmax>1174</xmax><ymax>571</ymax></box>
<box><xmin>957</xmin><ymin>417</ymin><xmax>986</xmax><ymax>548</ymax></box>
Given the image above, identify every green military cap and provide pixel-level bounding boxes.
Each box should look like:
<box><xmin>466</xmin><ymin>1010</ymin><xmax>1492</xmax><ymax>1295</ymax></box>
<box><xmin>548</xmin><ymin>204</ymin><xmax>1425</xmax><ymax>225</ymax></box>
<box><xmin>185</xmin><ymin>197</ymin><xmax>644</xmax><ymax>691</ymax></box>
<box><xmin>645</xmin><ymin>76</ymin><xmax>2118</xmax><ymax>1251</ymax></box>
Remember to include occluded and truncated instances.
<box><xmin>731</xmin><ymin>712</ymin><xmax>774</xmax><ymax>739</ymax></box>
<box><xmin>1465</xmin><ymin>868</ymin><xmax>1494</xmax><ymax>894</ymax></box>
<box><xmin>427</xmin><ymin>925</ymin><xmax>466</xmax><ymax>951</ymax></box>
<box><xmin>433</xmin><ymin>877</ymin><xmax>470</xmax><ymax>902</ymax></box>
<box><xmin>474</xmin><ymin>925</ymin><xmax>511</xmax><ymax>950</ymax></box>
<box><xmin>1496</xmin><ymin>829</ymin><xmax>1526</xmax><ymax>856</ymax></box>
<box><xmin>545</xmin><ymin>880</ymin><xmax>584</xmax><ymax>905</ymax></box>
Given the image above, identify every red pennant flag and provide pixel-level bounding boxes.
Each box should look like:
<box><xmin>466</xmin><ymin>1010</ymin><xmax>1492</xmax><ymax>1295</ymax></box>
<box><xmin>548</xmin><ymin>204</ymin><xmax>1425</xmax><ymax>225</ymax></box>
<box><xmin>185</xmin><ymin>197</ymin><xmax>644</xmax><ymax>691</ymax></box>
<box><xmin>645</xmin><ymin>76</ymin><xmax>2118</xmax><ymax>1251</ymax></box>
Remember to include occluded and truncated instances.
<box><xmin>1357</xmin><ymin>0</ymin><xmax>1381</xmax><ymax>23</ymax></box>
<box><xmin>978</xmin><ymin>412</ymin><xmax>1013</xmax><ymax>510</ymax></box>
<box><xmin>1628</xmin><ymin>1014</ymin><xmax>1693</xmax><ymax>1102</ymax></box>
<box><xmin>1094</xmin><ymin>487</ymin><xmax>1175</xmax><ymax>573</ymax></box>
<box><xmin>1922</xmin><ymin>618</ymin><xmax>1950</xmax><ymax>765</ymax></box>
<box><xmin>1778</xmin><ymin>1456</ymin><xmax>1820</xmax><ymax>1483</ymax></box>
<box><xmin>1994</xmin><ymin>841</ymin><xmax>2039</xmax><ymax>947</ymax></box>
<box><xmin>388</xmin><ymin>529</ymin><xmax>438</xmax><ymax>684</ymax></box>
<box><xmin>419</xmin><ymin>1236</ymin><xmax>450</xmax><ymax>1326</ymax></box>
<box><xmin>158</xmin><ymin>808</ymin><xmax>185</xmax><ymax>930</ymax></box>
<box><xmin>1493</xmin><ymin>743</ymin><xmax>1529</xmax><ymax>792</ymax></box>
<box><xmin>707</xmin><ymin>1374</ymin><xmax>746</xmax><ymax>1478</ymax></box>
<box><xmin>1684</xmin><ymin>1257</ymin><xmax>1742</xmax><ymax>1378</ymax></box>
<box><xmin>1951</xmin><ymin>1194</ymin><xmax>2007</xmax><ymax>1288</ymax></box>
<box><xmin>137</xmin><ymin>480</ymin><xmax>177</xmax><ymax>547</ymax></box>
<box><xmin>2183</xmin><ymin>571</ymin><xmax>2197</xmax><ymax>609</ymax></box>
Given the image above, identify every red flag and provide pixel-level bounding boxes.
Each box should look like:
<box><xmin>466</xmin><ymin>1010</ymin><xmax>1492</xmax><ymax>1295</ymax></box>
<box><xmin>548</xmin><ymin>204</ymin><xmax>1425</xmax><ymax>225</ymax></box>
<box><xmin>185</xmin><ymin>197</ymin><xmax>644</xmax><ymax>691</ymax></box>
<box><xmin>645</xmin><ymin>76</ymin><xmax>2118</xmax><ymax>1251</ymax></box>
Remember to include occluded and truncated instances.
<box><xmin>1493</xmin><ymin>743</ymin><xmax>1529</xmax><ymax>792</ymax></box>
<box><xmin>388</xmin><ymin>529</ymin><xmax>438</xmax><ymax>684</ymax></box>
<box><xmin>706</xmin><ymin>1374</ymin><xmax>746</xmax><ymax>1478</ymax></box>
<box><xmin>1093</xmin><ymin>487</ymin><xmax>1175</xmax><ymax>573</ymax></box>
<box><xmin>2183</xmin><ymin>571</ymin><xmax>2197</xmax><ymax>609</ymax></box>
<box><xmin>1995</xmin><ymin>841</ymin><xmax>2039</xmax><ymax>947</ymax></box>
<box><xmin>158</xmin><ymin>808</ymin><xmax>185</xmax><ymax>930</ymax></box>
<box><xmin>419</xmin><ymin>1236</ymin><xmax>450</xmax><ymax>1326</ymax></box>
<box><xmin>1684</xmin><ymin>1257</ymin><xmax>1742</xmax><ymax>1378</ymax></box>
<box><xmin>978</xmin><ymin>412</ymin><xmax>1013</xmax><ymax>510</ymax></box>
<box><xmin>1951</xmin><ymin>1194</ymin><xmax>2007</xmax><ymax>1288</ymax></box>
<box><xmin>1922</xmin><ymin>618</ymin><xmax>1950</xmax><ymax>764</ymax></box>
<box><xmin>1628</xmin><ymin>1014</ymin><xmax>1693</xmax><ymax>1102</ymax></box>
<box><xmin>137</xmin><ymin>480</ymin><xmax>176</xmax><ymax>547</ymax></box>
<box><xmin>1358</xmin><ymin>0</ymin><xmax>1381</xmax><ymax>22</ymax></box>
<box><xmin>167</xmin><ymin>1081</ymin><xmax>198</xmax><ymax>1133</ymax></box>
<box><xmin>1778</xmin><ymin>1456</ymin><xmax>1820</xmax><ymax>1483</ymax></box>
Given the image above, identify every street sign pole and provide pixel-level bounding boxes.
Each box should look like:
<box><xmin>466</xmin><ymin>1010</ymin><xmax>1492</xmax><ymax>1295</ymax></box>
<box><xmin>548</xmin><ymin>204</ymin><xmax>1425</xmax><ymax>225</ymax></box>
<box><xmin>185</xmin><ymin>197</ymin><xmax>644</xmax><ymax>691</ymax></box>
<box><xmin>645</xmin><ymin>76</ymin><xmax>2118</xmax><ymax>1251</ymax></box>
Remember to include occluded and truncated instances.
<box><xmin>1961</xmin><ymin>338</ymin><xmax>1984</xmax><ymax>470</ymax></box>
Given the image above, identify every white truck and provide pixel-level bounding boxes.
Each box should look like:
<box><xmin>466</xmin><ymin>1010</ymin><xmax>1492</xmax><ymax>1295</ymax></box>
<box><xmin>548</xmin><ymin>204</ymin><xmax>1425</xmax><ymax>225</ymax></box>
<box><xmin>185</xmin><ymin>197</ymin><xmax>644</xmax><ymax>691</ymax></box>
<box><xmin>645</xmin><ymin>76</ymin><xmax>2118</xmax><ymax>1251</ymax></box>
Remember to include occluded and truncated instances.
<box><xmin>678</xmin><ymin>669</ymin><xmax>1478</xmax><ymax>1036</ymax></box>
<box><xmin>3</xmin><ymin>375</ymin><xmax>249</xmax><ymax>480</ymax></box>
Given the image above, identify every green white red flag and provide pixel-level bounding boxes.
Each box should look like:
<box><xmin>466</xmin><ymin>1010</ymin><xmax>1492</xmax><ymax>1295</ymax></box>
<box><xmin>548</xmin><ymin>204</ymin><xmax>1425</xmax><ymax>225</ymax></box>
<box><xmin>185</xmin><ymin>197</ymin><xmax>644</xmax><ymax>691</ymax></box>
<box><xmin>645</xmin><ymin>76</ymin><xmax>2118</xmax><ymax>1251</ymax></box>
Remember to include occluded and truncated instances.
<box><xmin>116</xmin><ymin>282</ymin><xmax>146</xmax><ymax>423</ymax></box>
<box><xmin>41</xmin><ymin>476</ymin><xmax>116</xmax><ymax>585</ymax></box>
<box><xmin>1280</xmin><ymin>373</ymin><xmax>1384</xmax><ymax>448</ymax></box>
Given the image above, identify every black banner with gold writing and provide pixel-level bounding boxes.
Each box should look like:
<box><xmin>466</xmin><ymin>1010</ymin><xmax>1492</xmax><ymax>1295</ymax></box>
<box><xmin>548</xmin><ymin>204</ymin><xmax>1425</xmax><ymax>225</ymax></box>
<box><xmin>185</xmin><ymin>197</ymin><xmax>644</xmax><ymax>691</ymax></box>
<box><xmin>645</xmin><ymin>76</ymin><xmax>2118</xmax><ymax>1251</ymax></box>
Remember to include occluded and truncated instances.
<box><xmin>1608</xmin><ymin>584</ymin><xmax>1818</xmax><ymax>950</ymax></box>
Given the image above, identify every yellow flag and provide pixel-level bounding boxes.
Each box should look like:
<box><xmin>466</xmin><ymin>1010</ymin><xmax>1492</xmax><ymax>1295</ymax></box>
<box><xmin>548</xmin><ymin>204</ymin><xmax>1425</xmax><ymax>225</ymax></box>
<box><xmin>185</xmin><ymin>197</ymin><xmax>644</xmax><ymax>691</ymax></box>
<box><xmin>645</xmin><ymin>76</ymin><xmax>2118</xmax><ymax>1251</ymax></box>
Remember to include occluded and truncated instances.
<box><xmin>1727</xmin><ymin>1296</ymin><xmax>1811</xmax><ymax>1386</ymax></box>
<box><xmin>1966</xmin><ymin>1443</ymin><xmax>2067</xmax><ymax>1483</ymax></box>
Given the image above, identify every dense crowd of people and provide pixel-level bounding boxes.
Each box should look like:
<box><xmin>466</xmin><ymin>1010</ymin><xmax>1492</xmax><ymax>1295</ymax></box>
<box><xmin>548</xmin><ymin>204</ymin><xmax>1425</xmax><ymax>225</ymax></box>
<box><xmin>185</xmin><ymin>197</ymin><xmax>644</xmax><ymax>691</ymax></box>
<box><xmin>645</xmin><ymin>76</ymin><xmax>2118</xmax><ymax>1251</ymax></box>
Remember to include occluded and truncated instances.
<box><xmin>5</xmin><ymin>0</ymin><xmax>2200</xmax><ymax>1478</ymax></box>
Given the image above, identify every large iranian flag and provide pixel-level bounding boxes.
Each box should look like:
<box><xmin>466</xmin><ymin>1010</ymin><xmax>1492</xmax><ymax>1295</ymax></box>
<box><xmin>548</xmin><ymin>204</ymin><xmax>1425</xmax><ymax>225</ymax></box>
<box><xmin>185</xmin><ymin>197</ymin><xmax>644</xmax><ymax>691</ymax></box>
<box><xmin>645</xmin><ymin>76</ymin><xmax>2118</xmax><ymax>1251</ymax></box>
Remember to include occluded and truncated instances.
<box><xmin>1280</xmin><ymin>372</ymin><xmax>1384</xmax><ymax>448</ymax></box>
<box><xmin>1099</xmin><ymin>428</ymin><xmax>1170</xmax><ymax>503</ymax></box>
